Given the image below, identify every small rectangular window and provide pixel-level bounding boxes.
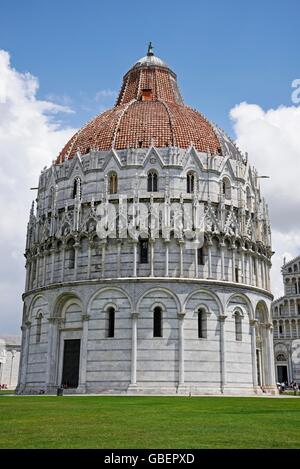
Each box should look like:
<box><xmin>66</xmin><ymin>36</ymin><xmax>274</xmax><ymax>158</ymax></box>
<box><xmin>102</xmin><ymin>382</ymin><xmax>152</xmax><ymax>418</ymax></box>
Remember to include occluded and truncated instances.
<box><xmin>197</xmin><ymin>248</ymin><xmax>204</xmax><ymax>265</ymax></box>
<box><xmin>235</xmin><ymin>267</ymin><xmax>239</xmax><ymax>283</ymax></box>
<box><xmin>140</xmin><ymin>240</ymin><xmax>149</xmax><ymax>264</ymax></box>
<box><xmin>153</xmin><ymin>307</ymin><xmax>162</xmax><ymax>337</ymax></box>
<box><xmin>198</xmin><ymin>310</ymin><xmax>207</xmax><ymax>339</ymax></box>
<box><xmin>107</xmin><ymin>309</ymin><xmax>115</xmax><ymax>338</ymax></box>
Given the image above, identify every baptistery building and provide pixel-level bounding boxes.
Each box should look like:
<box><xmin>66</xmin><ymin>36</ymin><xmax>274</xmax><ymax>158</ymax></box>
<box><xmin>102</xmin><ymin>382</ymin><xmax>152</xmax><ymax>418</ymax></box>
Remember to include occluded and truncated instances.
<box><xmin>17</xmin><ymin>46</ymin><xmax>277</xmax><ymax>395</ymax></box>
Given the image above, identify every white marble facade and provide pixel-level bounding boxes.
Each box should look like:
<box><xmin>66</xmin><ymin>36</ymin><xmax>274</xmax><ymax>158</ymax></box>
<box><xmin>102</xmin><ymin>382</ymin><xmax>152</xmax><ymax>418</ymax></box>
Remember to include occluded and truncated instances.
<box><xmin>0</xmin><ymin>336</ymin><xmax>21</xmax><ymax>390</ymax></box>
<box><xmin>272</xmin><ymin>256</ymin><xmax>300</xmax><ymax>384</ymax></box>
<box><xmin>17</xmin><ymin>143</ymin><xmax>277</xmax><ymax>395</ymax></box>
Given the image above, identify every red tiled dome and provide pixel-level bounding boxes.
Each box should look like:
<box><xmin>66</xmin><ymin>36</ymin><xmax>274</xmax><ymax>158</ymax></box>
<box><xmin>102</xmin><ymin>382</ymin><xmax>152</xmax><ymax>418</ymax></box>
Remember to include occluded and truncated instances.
<box><xmin>56</xmin><ymin>50</ymin><xmax>222</xmax><ymax>163</ymax></box>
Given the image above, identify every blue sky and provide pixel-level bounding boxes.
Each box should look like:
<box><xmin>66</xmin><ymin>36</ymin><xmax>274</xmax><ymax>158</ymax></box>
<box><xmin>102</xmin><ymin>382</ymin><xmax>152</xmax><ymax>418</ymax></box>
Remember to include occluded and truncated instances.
<box><xmin>1</xmin><ymin>0</ymin><xmax>299</xmax><ymax>134</ymax></box>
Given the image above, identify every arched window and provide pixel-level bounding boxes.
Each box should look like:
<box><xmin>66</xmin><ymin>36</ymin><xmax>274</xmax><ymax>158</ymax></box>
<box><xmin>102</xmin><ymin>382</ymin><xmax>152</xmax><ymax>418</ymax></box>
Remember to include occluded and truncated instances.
<box><xmin>140</xmin><ymin>239</ymin><xmax>149</xmax><ymax>264</ymax></box>
<box><xmin>222</xmin><ymin>177</ymin><xmax>231</xmax><ymax>200</ymax></box>
<box><xmin>147</xmin><ymin>170</ymin><xmax>158</xmax><ymax>192</ymax></box>
<box><xmin>153</xmin><ymin>306</ymin><xmax>163</xmax><ymax>337</ymax></box>
<box><xmin>107</xmin><ymin>307</ymin><xmax>115</xmax><ymax>338</ymax></box>
<box><xmin>198</xmin><ymin>308</ymin><xmax>207</xmax><ymax>339</ymax></box>
<box><xmin>109</xmin><ymin>172</ymin><xmax>118</xmax><ymax>194</ymax></box>
<box><xmin>73</xmin><ymin>177</ymin><xmax>81</xmax><ymax>199</ymax></box>
<box><xmin>187</xmin><ymin>172</ymin><xmax>195</xmax><ymax>194</ymax></box>
<box><xmin>234</xmin><ymin>311</ymin><xmax>242</xmax><ymax>341</ymax></box>
<box><xmin>36</xmin><ymin>313</ymin><xmax>42</xmax><ymax>344</ymax></box>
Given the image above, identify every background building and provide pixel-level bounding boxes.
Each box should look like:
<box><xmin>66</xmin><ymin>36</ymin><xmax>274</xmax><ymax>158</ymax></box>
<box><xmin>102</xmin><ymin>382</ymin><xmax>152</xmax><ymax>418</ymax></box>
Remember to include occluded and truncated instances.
<box><xmin>17</xmin><ymin>47</ymin><xmax>276</xmax><ymax>395</ymax></box>
<box><xmin>272</xmin><ymin>256</ymin><xmax>300</xmax><ymax>384</ymax></box>
<box><xmin>0</xmin><ymin>336</ymin><xmax>21</xmax><ymax>389</ymax></box>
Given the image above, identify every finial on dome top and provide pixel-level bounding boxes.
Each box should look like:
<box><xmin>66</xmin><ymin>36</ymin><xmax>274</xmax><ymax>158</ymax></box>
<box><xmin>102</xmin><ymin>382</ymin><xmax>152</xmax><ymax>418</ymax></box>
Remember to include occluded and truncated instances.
<box><xmin>147</xmin><ymin>41</ymin><xmax>154</xmax><ymax>56</ymax></box>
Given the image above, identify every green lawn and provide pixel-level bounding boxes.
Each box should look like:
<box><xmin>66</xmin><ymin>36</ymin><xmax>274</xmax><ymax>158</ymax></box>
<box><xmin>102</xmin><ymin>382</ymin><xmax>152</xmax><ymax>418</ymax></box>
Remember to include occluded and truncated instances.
<box><xmin>0</xmin><ymin>396</ymin><xmax>299</xmax><ymax>448</ymax></box>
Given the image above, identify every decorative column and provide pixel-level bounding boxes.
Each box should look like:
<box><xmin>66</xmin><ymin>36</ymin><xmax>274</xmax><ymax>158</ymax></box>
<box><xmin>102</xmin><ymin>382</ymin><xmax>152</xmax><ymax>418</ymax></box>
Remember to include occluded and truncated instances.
<box><xmin>74</xmin><ymin>241</ymin><xmax>80</xmax><ymax>281</ymax></box>
<box><xmin>132</xmin><ymin>241</ymin><xmax>138</xmax><ymax>277</ymax></box>
<box><xmin>78</xmin><ymin>314</ymin><xmax>90</xmax><ymax>393</ymax></box>
<box><xmin>18</xmin><ymin>321</ymin><xmax>31</xmax><ymax>392</ymax></box>
<box><xmin>264</xmin><ymin>260</ymin><xmax>268</xmax><ymax>290</ymax></box>
<box><xmin>194</xmin><ymin>248</ymin><xmax>198</xmax><ymax>278</ymax></box>
<box><xmin>207</xmin><ymin>237</ymin><xmax>213</xmax><ymax>279</ymax></box>
<box><xmin>50</xmin><ymin>247</ymin><xmax>56</xmax><ymax>283</ymax></box>
<box><xmin>165</xmin><ymin>240</ymin><xmax>170</xmax><ymax>277</ymax></box>
<box><xmin>41</xmin><ymin>251</ymin><xmax>45</xmax><ymax>286</ymax></box>
<box><xmin>178</xmin><ymin>239</ymin><xmax>184</xmax><ymax>278</ymax></box>
<box><xmin>128</xmin><ymin>312</ymin><xmax>138</xmax><ymax>390</ymax></box>
<box><xmin>60</xmin><ymin>242</ymin><xmax>65</xmax><ymax>283</ymax></box>
<box><xmin>87</xmin><ymin>241</ymin><xmax>92</xmax><ymax>279</ymax></box>
<box><xmin>117</xmin><ymin>240</ymin><xmax>122</xmax><ymax>277</ymax></box>
<box><xmin>249</xmin><ymin>251</ymin><xmax>253</xmax><ymax>285</ymax></box>
<box><xmin>241</xmin><ymin>247</ymin><xmax>245</xmax><ymax>283</ymax></box>
<box><xmin>177</xmin><ymin>311</ymin><xmax>186</xmax><ymax>391</ymax></box>
<box><xmin>218</xmin><ymin>314</ymin><xmax>227</xmax><ymax>393</ymax></box>
<box><xmin>150</xmin><ymin>239</ymin><xmax>155</xmax><ymax>277</ymax></box>
<box><xmin>220</xmin><ymin>241</ymin><xmax>225</xmax><ymax>281</ymax></box>
<box><xmin>46</xmin><ymin>317</ymin><xmax>62</xmax><ymax>393</ymax></box>
<box><xmin>36</xmin><ymin>251</ymin><xmax>40</xmax><ymax>287</ymax></box>
<box><xmin>250</xmin><ymin>319</ymin><xmax>258</xmax><ymax>388</ymax></box>
<box><xmin>231</xmin><ymin>245</ymin><xmax>236</xmax><ymax>282</ymax></box>
<box><xmin>101</xmin><ymin>240</ymin><xmax>107</xmax><ymax>278</ymax></box>
<box><xmin>255</xmin><ymin>255</ymin><xmax>259</xmax><ymax>287</ymax></box>
<box><xmin>264</xmin><ymin>323</ymin><xmax>276</xmax><ymax>391</ymax></box>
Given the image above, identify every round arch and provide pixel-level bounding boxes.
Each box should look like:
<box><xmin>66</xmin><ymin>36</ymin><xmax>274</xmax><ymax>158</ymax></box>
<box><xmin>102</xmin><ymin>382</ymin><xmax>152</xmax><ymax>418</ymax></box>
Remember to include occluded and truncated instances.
<box><xmin>183</xmin><ymin>289</ymin><xmax>223</xmax><ymax>316</ymax></box>
<box><xmin>136</xmin><ymin>287</ymin><xmax>181</xmax><ymax>314</ymax></box>
<box><xmin>27</xmin><ymin>294</ymin><xmax>49</xmax><ymax>321</ymax></box>
<box><xmin>87</xmin><ymin>286</ymin><xmax>133</xmax><ymax>315</ymax></box>
<box><xmin>52</xmin><ymin>292</ymin><xmax>82</xmax><ymax>319</ymax></box>
<box><xmin>255</xmin><ymin>299</ymin><xmax>270</xmax><ymax>323</ymax></box>
<box><xmin>226</xmin><ymin>293</ymin><xmax>254</xmax><ymax>320</ymax></box>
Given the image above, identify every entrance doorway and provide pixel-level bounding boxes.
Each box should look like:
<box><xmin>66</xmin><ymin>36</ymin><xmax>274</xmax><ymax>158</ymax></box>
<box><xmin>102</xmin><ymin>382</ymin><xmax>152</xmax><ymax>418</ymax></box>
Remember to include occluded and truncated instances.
<box><xmin>277</xmin><ymin>365</ymin><xmax>288</xmax><ymax>383</ymax></box>
<box><xmin>61</xmin><ymin>339</ymin><xmax>80</xmax><ymax>388</ymax></box>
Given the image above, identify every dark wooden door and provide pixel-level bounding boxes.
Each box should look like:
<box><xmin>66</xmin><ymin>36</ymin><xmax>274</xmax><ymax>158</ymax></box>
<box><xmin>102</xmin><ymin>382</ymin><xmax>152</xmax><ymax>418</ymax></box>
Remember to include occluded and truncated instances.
<box><xmin>61</xmin><ymin>339</ymin><xmax>80</xmax><ymax>388</ymax></box>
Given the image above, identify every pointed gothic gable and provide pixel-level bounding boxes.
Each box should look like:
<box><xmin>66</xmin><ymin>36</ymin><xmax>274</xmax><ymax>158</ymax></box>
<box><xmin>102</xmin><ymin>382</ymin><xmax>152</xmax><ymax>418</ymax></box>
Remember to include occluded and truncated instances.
<box><xmin>181</xmin><ymin>146</ymin><xmax>205</xmax><ymax>172</ymax></box>
<box><xmin>142</xmin><ymin>146</ymin><xmax>165</xmax><ymax>169</ymax></box>
<box><xmin>102</xmin><ymin>149</ymin><xmax>123</xmax><ymax>171</ymax></box>
<box><xmin>67</xmin><ymin>152</ymin><xmax>85</xmax><ymax>180</ymax></box>
<box><xmin>218</xmin><ymin>156</ymin><xmax>236</xmax><ymax>180</ymax></box>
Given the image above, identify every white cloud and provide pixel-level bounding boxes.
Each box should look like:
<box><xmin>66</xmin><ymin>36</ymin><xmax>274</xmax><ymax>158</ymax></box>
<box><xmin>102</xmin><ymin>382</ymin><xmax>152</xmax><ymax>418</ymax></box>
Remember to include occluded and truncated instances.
<box><xmin>230</xmin><ymin>102</ymin><xmax>300</xmax><ymax>298</ymax></box>
<box><xmin>0</xmin><ymin>50</ymin><xmax>77</xmax><ymax>335</ymax></box>
<box><xmin>95</xmin><ymin>89</ymin><xmax>117</xmax><ymax>102</ymax></box>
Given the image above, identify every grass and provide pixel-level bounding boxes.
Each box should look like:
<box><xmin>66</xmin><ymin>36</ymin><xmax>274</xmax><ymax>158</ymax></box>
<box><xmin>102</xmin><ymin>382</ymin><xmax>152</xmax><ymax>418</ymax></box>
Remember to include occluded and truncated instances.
<box><xmin>0</xmin><ymin>396</ymin><xmax>300</xmax><ymax>448</ymax></box>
